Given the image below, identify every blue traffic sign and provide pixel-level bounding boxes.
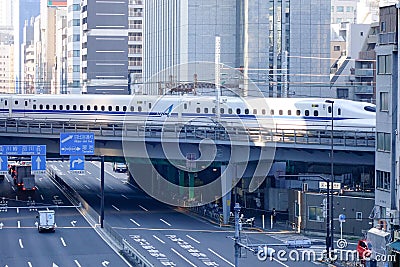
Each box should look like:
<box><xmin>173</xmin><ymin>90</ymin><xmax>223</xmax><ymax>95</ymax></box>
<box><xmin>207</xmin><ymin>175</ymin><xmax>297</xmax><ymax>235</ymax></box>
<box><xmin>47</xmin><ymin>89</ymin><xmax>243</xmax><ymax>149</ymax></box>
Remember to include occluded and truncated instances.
<box><xmin>0</xmin><ymin>156</ymin><xmax>7</xmax><ymax>174</ymax></box>
<box><xmin>0</xmin><ymin>145</ymin><xmax>46</xmax><ymax>155</ymax></box>
<box><xmin>339</xmin><ymin>214</ymin><xmax>346</xmax><ymax>222</ymax></box>
<box><xmin>31</xmin><ymin>155</ymin><xmax>46</xmax><ymax>174</ymax></box>
<box><xmin>60</xmin><ymin>132</ymin><xmax>95</xmax><ymax>155</ymax></box>
<box><xmin>70</xmin><ymin>155</ymin><xmax>85</xmax><ymax>171</ymax></box>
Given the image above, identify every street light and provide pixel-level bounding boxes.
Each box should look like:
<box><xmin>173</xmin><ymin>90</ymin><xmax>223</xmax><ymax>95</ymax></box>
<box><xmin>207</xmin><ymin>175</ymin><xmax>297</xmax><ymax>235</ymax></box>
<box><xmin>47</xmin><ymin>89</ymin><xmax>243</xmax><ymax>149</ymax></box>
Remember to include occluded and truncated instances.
<box><xmin>325</xmin><ymin>99</ymin><xmax>334</xmax><ymax>253</ymax></box>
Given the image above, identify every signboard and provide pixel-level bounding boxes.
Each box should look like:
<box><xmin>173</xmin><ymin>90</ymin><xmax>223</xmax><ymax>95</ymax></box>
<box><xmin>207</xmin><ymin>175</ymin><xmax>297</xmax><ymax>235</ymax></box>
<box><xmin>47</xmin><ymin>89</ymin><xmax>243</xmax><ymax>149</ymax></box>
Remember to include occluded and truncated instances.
<box><xmin>47</xmin><ymin>0</ymin><xmax>67</xmax><ymax>7</ymax></box>
<box><xmin>31</xmin><ymin>155</ymin><xmax>46</xmax><ymax>174</ymax></box>
<box><xmin>0</xmin><ymin>156</ymin><xmax>7</xmax><ymax>174</ymax></box>
<box><xmin>69</xmin><ymin>155</ymin><xmax>85</xmax><ymax>173</ymax></box>
<box><xmin>60</xmin><ymin>132</ymin><xmax>95</xmax><ymax>155</ymax></box>
<box><xmin>0</xmin><ymin>145</ymin><xmax>46</xmax><ymax>155</ymax></box>
<box><xmin>339</xmin><ymin>214</ymin><xmax>346</xmax><ymax>223</ymax></box>
<box><xmin>319</xmin><ymin>181</ymin><xmax>341</xmax><ymax>190</ymax></box>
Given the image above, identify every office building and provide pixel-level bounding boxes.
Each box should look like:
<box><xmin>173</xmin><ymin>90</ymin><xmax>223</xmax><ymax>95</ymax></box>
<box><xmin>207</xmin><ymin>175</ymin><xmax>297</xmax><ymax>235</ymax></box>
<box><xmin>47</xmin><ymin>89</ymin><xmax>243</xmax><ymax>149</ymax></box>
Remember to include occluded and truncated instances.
<box><xmin>80</xmin><ymin>0</ymin><xmax>129</xmax><ymax>94</ymax></box>
<box><xmin>0</xmin><ymin>43</ymin><xmax>14</xmax><ymax>93</ymax></box>
<box><xmin>66</xmin><ymin>0</ymin><xmax>81</xmax><ymax>94</ymax></box>
<box><xmin>143</xmin><ymin>0</ymin><xmax>332</xmax><ymax>98</ymax></box>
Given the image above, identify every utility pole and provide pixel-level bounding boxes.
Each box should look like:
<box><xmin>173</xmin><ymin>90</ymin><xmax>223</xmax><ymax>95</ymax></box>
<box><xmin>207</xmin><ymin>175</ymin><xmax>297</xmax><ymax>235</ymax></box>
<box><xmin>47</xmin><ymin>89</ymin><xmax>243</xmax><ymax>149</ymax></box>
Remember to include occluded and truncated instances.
<box><xmin>234</xmin><ymin>203</ymin><xmax>240</xmax><ymax>267</ymax></box>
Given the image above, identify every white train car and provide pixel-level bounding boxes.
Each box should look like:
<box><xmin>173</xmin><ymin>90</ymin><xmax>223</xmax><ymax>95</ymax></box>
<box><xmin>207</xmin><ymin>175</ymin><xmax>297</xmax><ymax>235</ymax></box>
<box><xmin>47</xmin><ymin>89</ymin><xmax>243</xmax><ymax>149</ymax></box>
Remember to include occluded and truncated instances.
<box><xmin>0</xmin><ymin>94</ymin><xmax>376</xmax><ymax>132</ymax></box>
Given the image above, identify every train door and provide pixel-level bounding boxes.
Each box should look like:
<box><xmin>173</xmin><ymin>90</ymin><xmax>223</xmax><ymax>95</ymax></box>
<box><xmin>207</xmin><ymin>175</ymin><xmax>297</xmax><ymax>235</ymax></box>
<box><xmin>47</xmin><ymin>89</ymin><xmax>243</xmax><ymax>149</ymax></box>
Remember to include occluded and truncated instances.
<box><xmin>0</xmin><ymin>97</ymin><xmax>11</xmax><ymax>118</ymax></box>
<box><xmin>23</xmin><ymin>98</ymin><xmax>30</xmax><ymax>117</ymax></box>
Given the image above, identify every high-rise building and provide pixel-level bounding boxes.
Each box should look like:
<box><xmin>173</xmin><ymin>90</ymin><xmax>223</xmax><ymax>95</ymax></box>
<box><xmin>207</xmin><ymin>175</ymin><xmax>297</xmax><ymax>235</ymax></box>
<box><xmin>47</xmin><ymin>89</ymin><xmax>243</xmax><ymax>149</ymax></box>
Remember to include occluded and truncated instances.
<box><xmin>143</xmin><ymin>0</ymin><xmax>332</xmax><ymax>98</ymax></box>
<box><xmin>0</xmin><ymin>0</ymin><xmax>13</xmax><ymax>29</ymax></box>
<box><xmin>0</xmin><ymin>43</ymin><xmax>14</xmax><ymax>94</ymax></box>
<box><xmin>128</xmin><ymin>0</ymin><xmax>143</xmax><ymax>94</ymax></box>
<box><xmin>66</xmin><ymin>0</ymin><xmax>81</xmax><ymax>94</ymax></box>
<box><xmin>80</xmin><ymin>0</ymin><xmax>129</xmax><ymax>94</ymax></box>
<box><xmin>13</xmin><ymin>0</ymin><xmax>40</xmax><ymax>93</ymax></box>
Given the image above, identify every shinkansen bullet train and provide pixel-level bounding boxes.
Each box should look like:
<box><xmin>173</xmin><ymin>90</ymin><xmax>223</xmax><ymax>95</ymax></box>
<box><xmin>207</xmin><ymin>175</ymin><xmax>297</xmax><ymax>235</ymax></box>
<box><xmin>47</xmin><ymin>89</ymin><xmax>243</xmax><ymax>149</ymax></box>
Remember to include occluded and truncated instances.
<box><xmin>0</xmin><ymin>94</ymin><xmax>376</xmax><ymax>132</ymax></box>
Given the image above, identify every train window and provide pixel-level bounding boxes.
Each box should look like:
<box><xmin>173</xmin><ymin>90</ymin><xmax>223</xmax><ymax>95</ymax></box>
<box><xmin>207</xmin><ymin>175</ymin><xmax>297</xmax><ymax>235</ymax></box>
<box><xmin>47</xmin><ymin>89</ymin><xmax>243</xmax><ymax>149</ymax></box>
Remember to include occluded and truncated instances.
<box><xmin>46</xmin><ymin>105</ymin><xmax>49</xmax><ymax>110</ymax></box>
<box><xmin>338</xmin><ymin>108</ymin><xmax>342</xmax><ymax>115</ymax></box>
<box><xmin>314</xmin><ymin>110</ymin><xmax>318</xmax><ymax>116</ymax></box>
<box><xmin>204</xmin><ymin>108</ymin><xmax>208</xmax><ymax>113</ymax></box>
<box><xmin>87</xmin><ymin>105</ymin><xmax>91</xmax><ymax>111</ymax></box>
<box><xmin>236</xmin><ymin>108</ymin><xmax>241</xmax><ymax>114</ymax></box>
<box><xmin>253</xmin><ymin>109</ymin><xmax>257</xmax><ymax>115</ymax></box>
<box><xmin>138</xmin><ymin>106</ymin><xmax>142</xmax><ymax>112</ymax></box>
<box><xmin>279</xmin><ymin>110</ymin><xmax>283</xmax><ymax>115</ymax></box>
<box><xmin>15</xmin><ymin>100</ymin><xmax>18</xmax><ymax>105</ymax></box>
<box><xmin>101</xmin><ymin>106</ymin><xmax>105</xmax><ymax>111</ymax></box>
<box><xmin>270</xmin><ymin>109</ymin><xmax>274</xmax><ymax>115</ymax></box>
<box><xmin>220</xmin><ymin>108</ymin><xmax>224</xmax><ymax>114</ymax></box>
<box><xmin>116</xmin><ymin>106</ymin><xmax>120</xmax><ymax>111</ymax></box>
<box><xmin>262</xmin><ymin>109</ymin><xmax>266</xmax><ymax>115</ymax></box>
<box><xmin>184</xmin><ymin>103</ymin><xmax>188</xmax><ymax>110</ymax></box>
<box><xmin>228</xmin><ymin>108</ymin><xmax>233</xmax><ymax>114</ymax></box>
<box><xmin>130</xmin><ymin>106</ymin><xmax>134</xmax><ymax>112</ymax></box>
<box><xmin>296</xmin><ymin>110</ymin><xmax>301</xmax><ymax>116</ymax></box>
<box><xmin>108</xmin><ymin>106</ymin><xmax>112</xmax><ymax>111</ymax></box>
<box><xmin>245</xmin><ymin>109</ymin><xmax>249</xmax><ymax>114</ymax></box>
<box><xmin>33</xmin><ymin>104</ymin><xmax>36</xmax><ymax>110</ymax></box>
<box><xmin>212</xmin><ymin>108</ymin><xmax>216</xmax><ymax>114</ymax></box>
<box><xmin>196</xmin><ymin>107</ymin><xmax>200</xmax><ymax>113</ymax></box>
<box><xmin>94</xmin><ymin>105</ymin><xmax>98</xmax><ymax>111</ymax></box>
<box><xmin>73</xmin><ymin>105</ymin><xmax>77</xmax><ymax>111</ymax></box>
<box><xmin>364</xmin><ymin>106</ymin><xmax>376</xmax><ymax>112</ymax></box>
<box><xmin>59</xmin><ymin>105</ymin><xmax>63</xmax><ymax>110</ymax></box>
<box><xmin>288</xmin><ymin>110</ymin><xmax>292</xmax><ymax>115</ymax></box>
<box><xmin>80</xmin><ymin>105</ymin><xmax>84</xmax><ymax>111</ymax></box>
<box><xmin>25</xmin><ymin>101</ymin><xmax>28</xmax><ymax>106</ymax></box>
<box><xmin>39</xmin><ymin>104</ymin><xmax>43</xmax><ymax>110</ymax></box>
<box><xmin>123</xmin><ymin>106</ymin><xmax>127</xmax><ymax>112</ymax></box>
<box><xmin>53</xmin><ymin>105</ymin><xmax>56</xmax><ymax>110</ymax></box>
<box><xmin>4</xmin><ymin>100</ymin><xmax>7</xmax><ymax>106</ymax></box>
<box><xmin>66</xmin><ymin>105</ymin><xmax>70</xmax><ymax>110</ymax></box>
<box><xmin>305</xmin><ymin>110</ymin><xmax>309</xmax><ymax>116</ymax></box>
<box><xmin>328</xmin><ymin>106</ymin><xmax>332</xmax><ymax>113</ymax></box>
<box><xmin>148</xmin><ymin>103</ymin><xmax>152</xmax><ymax>109</ymax></box>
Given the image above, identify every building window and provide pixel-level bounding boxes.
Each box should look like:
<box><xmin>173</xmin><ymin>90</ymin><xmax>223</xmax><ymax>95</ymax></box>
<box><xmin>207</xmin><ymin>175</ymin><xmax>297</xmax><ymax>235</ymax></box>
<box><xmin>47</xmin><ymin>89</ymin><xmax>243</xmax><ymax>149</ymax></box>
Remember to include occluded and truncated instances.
<box><xmin>356</xmin><ymin>212</ymin><xmax>363</xmax><ymax>221</ymax></box>
<box><xmin>337</xmin><ymin>88</ymin><xmax>349</xmax><ymax>99</ymax></box>
<box><xmin>346</xmin><ymin>6</ymin><xmax>354</xmax><ymax>12</ymax></box>
<box><xmin>377</xmin><ymin>132</ymin><xmax>391</xmax><ymax>152</ymax></box>
<box><xmin>73</xmin><ymin>50</ymin><xmax>80</xmax><ymax>57</ymax></box>
<box><xmin>336</xmin><ymin>6</ymin><xmax>344</xmax><ymax>12</ymax></box>
<box><xmin>294</xmin><ymin>201</ymin><xmax>299</xmax><ymax>217</ymax></box>
<box><xmin>308</xmin><ymin>206</ymin><xmax>324</xmax><ymax>222</ymax></box>
<box><xmin>334</xmin><ymin>46</ymin><xmax>340</xmax><ymax>51</ymax></box>
<box><xmin>380</xmin><ymin>92</ymin><xmax>389</xmax><ymax>111</ymax></box>
<box><xmin>377</xmin><ymin>55</ymin><xmax>392</xmax><ymax>74</ymax></box>
<box><xmin>376</xmin><ymin>170</ymin><xmax>390</xmax><ymax>190</ymax></box>
<box><xmin>381</xmin><ymin>21</ymin><xmax>386</xmax><ymax>32</ymax></box>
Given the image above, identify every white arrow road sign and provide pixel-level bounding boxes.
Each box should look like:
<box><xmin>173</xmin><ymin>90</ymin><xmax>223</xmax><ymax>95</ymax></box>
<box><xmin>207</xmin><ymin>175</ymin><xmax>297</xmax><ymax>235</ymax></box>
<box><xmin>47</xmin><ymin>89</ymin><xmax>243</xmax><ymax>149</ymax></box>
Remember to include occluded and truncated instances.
<box><xmin>102</xmin><ymin>260</ymin><xmax>110</xmax><ymax>266</ymax></box>
<box><xmin>72</xmin><ymin>158</ymin><xmax>84</xmax><ymax>168</ymax></box>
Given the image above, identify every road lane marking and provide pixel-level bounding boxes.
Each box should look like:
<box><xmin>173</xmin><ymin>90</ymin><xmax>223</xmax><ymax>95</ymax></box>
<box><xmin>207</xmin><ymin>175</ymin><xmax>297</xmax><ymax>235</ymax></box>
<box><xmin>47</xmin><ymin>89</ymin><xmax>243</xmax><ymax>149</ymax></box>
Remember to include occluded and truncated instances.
<box><xmin>16</xmin><ymin>208</ymin><xmax>19</xmax><ymax>214</ymax></box>
<box><xmin>60</xmin><ymin>237</ymin><xmax>67</xmax><ymax>247</ymax></box>
<box><xmin>74</xmin><ymin>260</ymin><xmax>82</xmax><ymax>267</ymax></box>
<box><xmin>17</xmin><ymin>221</ymin><xmax>20</xmax><ymax>228</ymax></box>
<box><xmin>208</xmin><ymin>248</ymin><xmax>234</xmax><ymax>266</ymax></box>
<box><xmin>75</xmin><ymin>177</ymin><xmax>80</xmax><ymax>181</ymax></box>
<box><xmin>112</xmin><ymin>205</ymin><xmax>120</xmax><ymax>211</ymax></box>
<box><xmin>84</xmin><ymin>184</ymin><xmax>90</xmax><ymax>189</ymax></box>
<box><xmin>171</xmin><ymin>248</ymin><xmax>197</xmax><ymax>267</ymax></box>
<box><xmin>121</xmin><ymin>194</ymin><xmax>128</xmax><ymax>199</ymax></box>
<box><xmin>96</xmin><ymin>178</ymin><xmax>100</xmax><ymax>182</ymax></box>
<box><xmin>160</xmin><ymin>218</ymin><xmax>171</xmax><ymax>227</ymax></box>
<box><xmin>153</xmin><ymin>235</ymin><xmax>165</xmax><ymax>244</ymax></box>
<box><xmin>87</xmin><ymin>171</ymin><xmax>91</xmax><ymax>175</ymax></box>
<box><xmin>19</xmin><ymin>238</ymin><xmax>24</xmax><ymax>248</ymax></box>
<box><xmin>107</xmin><ymin>185</ymin><xmax>114</xmax><ymax>190</ymax></box>
<box><xmin>186</xmin><ymin>235</ymin><xmax>200</xmax><ymax>244</ymax></box>
<box><xmin>272</xmin><ymin>258</ymin><xmax>290</xmax><ymax>267</ymax></box>
<box><xmin>28</xmin><ymin>262</ymin><xmax>32</xmax><ymax>267</ymax></box>
<box><xmin>130</xmin><ymin>219</ymin><xmax>140</xmax><ymax>227</ymax></box>
<box><xmin>138</xmin><ymin>205</ymin><xmax>148</xmax><ymax>212</ymax></box>
<box><xmin>97</xmin><ymin>194</ymin><xmax>101</xmax><ymax>199</ymax></box>
<box><xmin>40</xmin><ymin>195</ymin><xmax>44</xmax><ymax>201</ymax></box>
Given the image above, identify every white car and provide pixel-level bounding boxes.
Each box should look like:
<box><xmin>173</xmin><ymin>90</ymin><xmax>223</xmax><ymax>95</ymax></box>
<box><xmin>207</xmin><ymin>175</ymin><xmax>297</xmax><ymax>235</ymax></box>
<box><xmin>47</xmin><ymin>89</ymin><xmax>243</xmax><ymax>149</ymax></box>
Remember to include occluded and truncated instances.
<box><xmin>113</xmin><ymin>162</ymin><xmax>127</xmax><ymax>173</ymax></box>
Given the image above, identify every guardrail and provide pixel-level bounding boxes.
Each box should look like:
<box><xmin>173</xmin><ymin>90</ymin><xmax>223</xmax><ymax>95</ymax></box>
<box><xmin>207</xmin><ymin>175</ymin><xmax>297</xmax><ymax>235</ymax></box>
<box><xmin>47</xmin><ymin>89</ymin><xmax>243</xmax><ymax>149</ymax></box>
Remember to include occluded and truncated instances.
<box><xmin>0</xmin><ymin>119</ymin><xmax>375</xmax><ymax>148</ymax></box>
<box><xmin>47</xmin><ymin>167</ymin><xmax>154</xmax><ymax>267</ymax></box>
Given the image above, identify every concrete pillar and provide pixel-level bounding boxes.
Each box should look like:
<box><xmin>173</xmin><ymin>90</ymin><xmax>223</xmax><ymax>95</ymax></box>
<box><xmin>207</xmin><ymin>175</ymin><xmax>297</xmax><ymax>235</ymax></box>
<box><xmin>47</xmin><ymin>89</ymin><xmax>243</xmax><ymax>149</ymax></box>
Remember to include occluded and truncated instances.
<box><xmin>221</xmin><ymin>165</ymin><xmax>233</xmax><ymax>224</ymax></box>
<box><xmin>188</xmin><ymin>172</ymin><xmax>195</xmax><ymax>200</ymax></box>
<box><xmin>179</xmin><ymin>170</ymin><xmax>185</xmax><ymax>195</ymax></box>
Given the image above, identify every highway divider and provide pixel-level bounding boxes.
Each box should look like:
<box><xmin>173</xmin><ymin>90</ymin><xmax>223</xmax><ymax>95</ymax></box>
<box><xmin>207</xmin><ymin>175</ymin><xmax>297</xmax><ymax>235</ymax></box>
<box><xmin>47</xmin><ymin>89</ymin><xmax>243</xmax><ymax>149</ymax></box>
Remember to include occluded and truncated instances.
<box><xmin>47</xmin><ymin>167</ymin><xmax>154</xmax><ymax>267</ymax></box>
